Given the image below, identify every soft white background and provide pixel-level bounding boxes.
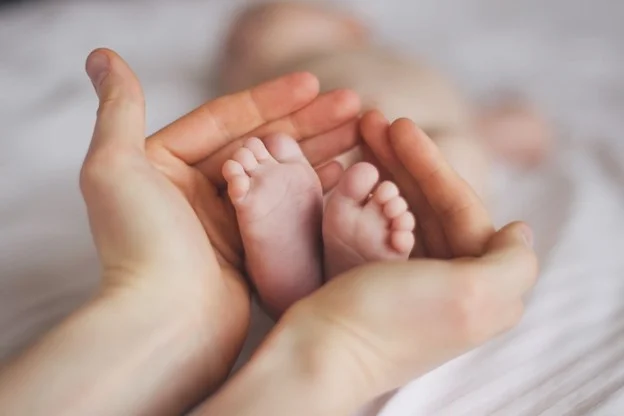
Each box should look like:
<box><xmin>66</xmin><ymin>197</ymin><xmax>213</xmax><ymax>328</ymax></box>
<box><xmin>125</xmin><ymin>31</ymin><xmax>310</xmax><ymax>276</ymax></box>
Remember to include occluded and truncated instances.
<box><xmin>1</xmin><ymin>0</ymin><xmax>623</xmax><ymax>414</ymax></box>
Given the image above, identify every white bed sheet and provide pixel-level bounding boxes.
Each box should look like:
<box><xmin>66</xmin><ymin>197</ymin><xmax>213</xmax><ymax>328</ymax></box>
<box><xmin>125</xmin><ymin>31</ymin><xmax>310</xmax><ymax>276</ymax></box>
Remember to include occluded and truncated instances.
<box><xmin>1</xmin><ymin>0</ymin><xmax>623</xmax><ymax>414</ymax></box>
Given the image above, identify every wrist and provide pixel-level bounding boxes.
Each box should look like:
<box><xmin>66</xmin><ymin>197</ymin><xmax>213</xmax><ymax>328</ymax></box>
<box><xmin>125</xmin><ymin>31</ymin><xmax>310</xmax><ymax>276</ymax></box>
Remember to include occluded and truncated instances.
<box><xmin>98</xmin><ymin>270</ymin><xmax>252</xmax><ymax>390</ymax></box>
<box><xmin>199</xmin><ymin>303</ymin><xmax>377</xmax><ymax>416</ymax></box>
<box><xmin>100</xmin><ymin>266</ymin><xmax>252</xmax><ymax>372</ymax></box>
<box><xmin>0</xmin><ymin>273</ymin><xmax>249</xmax><ymax>416</ymax></box>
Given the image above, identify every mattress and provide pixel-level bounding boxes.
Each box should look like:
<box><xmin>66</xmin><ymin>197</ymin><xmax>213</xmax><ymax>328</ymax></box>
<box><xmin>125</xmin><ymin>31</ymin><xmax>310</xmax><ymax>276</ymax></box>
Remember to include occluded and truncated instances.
<box><xmin>1</xmin><ymin>0</ymin><xmax>623</xmax><ymax>414</ymax></box>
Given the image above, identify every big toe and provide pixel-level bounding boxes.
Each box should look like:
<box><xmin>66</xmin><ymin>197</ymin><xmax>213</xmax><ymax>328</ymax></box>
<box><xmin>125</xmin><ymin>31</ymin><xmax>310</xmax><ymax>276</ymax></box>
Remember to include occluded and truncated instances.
<box><xmin>264</xmin><ymin>133</ymin><xmax>307</xmax><ymax>163</ymax></box>
<box><xmin>334</xmin><ymin>162</ymin><xmax>380</xmax><ymax>203</ymax></box>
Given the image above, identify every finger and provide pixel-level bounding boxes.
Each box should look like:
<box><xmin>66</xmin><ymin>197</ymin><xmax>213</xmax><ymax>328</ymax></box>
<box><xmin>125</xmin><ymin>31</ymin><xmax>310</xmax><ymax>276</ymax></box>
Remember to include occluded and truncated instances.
<box><xmin>250</xmin><ymin>89</ymin><xmax>360</xmax><ymax>141</ymax></box>
<box><xmin>195</xmin><ymin>90</ymin><xmax>361</xmax><ymax>185</ymax></box>
<box><xmin>390</xmin><ymin>118</ymin><xmax>494</xmax><ymax>257</ymax></box>
<box><xmin>359</xmin><ymin>111</ymin><xmax>399</xmax><ymax>183</ymax></box>
<box><xmin>415</xmin><ymin>208</ymin><xmax>453</xmax><ymax>259</ymax></box>
<box><xmin>301</xmin><ymin>120</ymin><xmax>359</xmax><ymax>167</ymax></box>
<box><xmin>316</xmin><ymin>161</ymin><xmax>344</xmax><ymax>193</ymax></box>
<box><xmin>360</xmin><ymin>111</ymin><xmax>412</xmax><ymax>192</ymax></box>
<box><xmin>85</xmin><ymin>48</ymin><xmax>145</xmax><ymax>155</ymax></box>
<box><xmin>478</xmin><ymin>222</ymin><xmax>539</xmax><ymax>296</ymax></box>
<box><xmin>360</xmin><ymin>111</ymin><xmax>450</xmax><ymax>258</ymax></box>
<box><xmin>149</xmin><ymin>72</ymin><xmax>320</xmax><ymax>165</ymax></box>
<box><xmin>360</xmin><ymin>110</ymin><xmax>396</xmax><ymax>167</ymax></box>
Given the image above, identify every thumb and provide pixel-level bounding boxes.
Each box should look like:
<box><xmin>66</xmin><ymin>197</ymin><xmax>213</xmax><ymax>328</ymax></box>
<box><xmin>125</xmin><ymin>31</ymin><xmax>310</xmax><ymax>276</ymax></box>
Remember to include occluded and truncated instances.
<box><xmin>85</xmin><ymin>48</ymin><xmax>146</xmax><ymax>154</ymax></box>
<box><xmin>485</xmin><ymin>221</ymin><xmax>533</xmax><ymax>254</ymax></box>
<box><xmin>480</xmin><ymin>221</ymin><xmax>539</xmax><ymax>296</ymax></box>
<box><xmin>80</xmin><ymin>49</ymin><xmax>153</xmax><ymax>270</ymax></box>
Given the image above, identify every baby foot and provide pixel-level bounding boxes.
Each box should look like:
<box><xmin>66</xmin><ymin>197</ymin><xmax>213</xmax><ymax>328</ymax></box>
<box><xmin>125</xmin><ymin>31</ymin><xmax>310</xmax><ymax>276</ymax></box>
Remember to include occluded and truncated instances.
<box><xmin>323</xmin><ymin>162</ymin><xmax>415</xmax><ymax>279</ymax></box>
<box><xmin>223</xmin><ymin>135</ymin><xmax>324</xmax><ymax>316</ymax></box>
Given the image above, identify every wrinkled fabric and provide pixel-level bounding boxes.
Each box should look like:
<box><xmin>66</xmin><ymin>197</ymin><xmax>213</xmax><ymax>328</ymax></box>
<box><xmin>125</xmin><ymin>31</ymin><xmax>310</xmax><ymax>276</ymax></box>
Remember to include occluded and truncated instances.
<box><xmin>1</xmin><ymin>1</ymin><xmax>623</xmax><ymax>415</ymax></box>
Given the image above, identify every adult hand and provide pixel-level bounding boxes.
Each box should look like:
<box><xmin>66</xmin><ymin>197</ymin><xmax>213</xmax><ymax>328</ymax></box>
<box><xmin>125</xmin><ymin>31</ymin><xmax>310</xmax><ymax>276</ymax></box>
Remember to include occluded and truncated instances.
<box><xmin>0</xmin><ymin>48</ymin><xmax>360</xmax><ymax>416</ymax></box>
<box><xmin>360</xmin><ymin>110</ymin><xmax>495</xmax><ymax>258</ymax></box>
<box><xmin>198</xmin><ymin>118</ymin><xmax>538</xmax><ymax>416</ymax></box>
<box><xmin>85</xmin><ymin>46</ymin><xmax>359</xmax><ymax>374</ymax></box>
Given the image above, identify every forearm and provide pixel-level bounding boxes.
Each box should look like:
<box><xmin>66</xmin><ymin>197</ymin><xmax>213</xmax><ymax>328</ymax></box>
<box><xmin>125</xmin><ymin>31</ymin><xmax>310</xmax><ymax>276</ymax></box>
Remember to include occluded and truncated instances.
<box><xmin>0</xmin><ymin>285</ymin><xmax>238</xmax><ymax>416</ymax></box>
<box><xmin>195</xmin><ymin>311</ymin><xmax>374</xmax><ymax>416</ymax></box>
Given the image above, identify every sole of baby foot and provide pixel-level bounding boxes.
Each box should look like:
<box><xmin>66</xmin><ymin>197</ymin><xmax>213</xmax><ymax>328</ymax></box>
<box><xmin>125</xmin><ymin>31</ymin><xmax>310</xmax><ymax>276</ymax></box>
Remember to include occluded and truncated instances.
<box><xmin>323</xmin><ymin>162</ymin><xmax>416</xmax><ymax>279</ymax></box>
<box><xmin>222</xmin><ymin>135</ymin><xmax>324</xmax><ymax>317</ymax></box>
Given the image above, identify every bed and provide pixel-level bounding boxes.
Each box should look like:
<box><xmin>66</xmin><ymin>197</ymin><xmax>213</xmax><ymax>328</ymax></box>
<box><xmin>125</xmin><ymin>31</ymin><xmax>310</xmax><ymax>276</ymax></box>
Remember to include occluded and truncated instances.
<box><xmin>1</xmin><ymin>0</ymin><xmax>623</xmax><ymax>414</ymax></box>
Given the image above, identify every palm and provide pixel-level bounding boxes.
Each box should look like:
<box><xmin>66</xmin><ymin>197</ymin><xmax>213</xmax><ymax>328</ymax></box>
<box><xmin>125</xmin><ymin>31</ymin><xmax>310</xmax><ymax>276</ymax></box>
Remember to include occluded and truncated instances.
<box><xmin>146</xmin><ymin>146</ymin><xmax>248</xmax><ymax>300</ymax></box>
<box><xmin>143</xmin><ymin>73</ymin><xmax>360</xmax><ymax>377</ymax></box>
<box><xmin>149</xmin><ymin>74</ymin><xmax>358</xmax><ymax>264</ymax></box>
<box><xmin>360</xmin><ymin>110</ymin><xmax>494</xmax><ymax>259</ymax></box>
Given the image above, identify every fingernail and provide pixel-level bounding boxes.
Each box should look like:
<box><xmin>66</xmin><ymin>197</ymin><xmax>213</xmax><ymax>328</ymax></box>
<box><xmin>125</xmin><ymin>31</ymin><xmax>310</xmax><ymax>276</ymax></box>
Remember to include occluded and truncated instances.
<box><xmin>86</xmin><ymin>51</ymin><xmax>110</xmax><ymax>91</ymax></box>
<box><xmin>521</xmin><ymin>224</ymin><xmax>534</xmax><ymax>247</ymax></box>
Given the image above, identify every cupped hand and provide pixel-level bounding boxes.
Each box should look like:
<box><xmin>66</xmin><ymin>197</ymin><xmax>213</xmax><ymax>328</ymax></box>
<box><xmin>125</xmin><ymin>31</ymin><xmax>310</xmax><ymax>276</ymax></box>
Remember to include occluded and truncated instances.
<box><xmin>80</xmin><ymin>48</ymin><xmax>360</xmax><ymax>395</ymax></box>
<box><xmin>202</xmin><ymin>121</ymin><xmax>539</xmax><ymax>415</ymax></box>
<box><xmin>264</xmin><ymin>221</ymin><xmax>537</xmax><ymax>416</ymax></box>
<box><xmin>251</xmin><ymin>116</ymin><xmax>538</xmax><ymax>411</ymax></box>
<box><xmin>360</xmin><ymin>110</ymin><xmax>495</xmax><ymax>258</ymax></box>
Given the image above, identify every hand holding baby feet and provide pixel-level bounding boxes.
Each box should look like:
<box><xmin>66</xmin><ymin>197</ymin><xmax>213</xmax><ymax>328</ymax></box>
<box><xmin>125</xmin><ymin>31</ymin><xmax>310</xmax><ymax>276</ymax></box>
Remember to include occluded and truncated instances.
<box><xmin>360</xmin><ymin>110</ymin><xmax>495</xmax><ymax>259</ymax></box>
<box><xmin>323</xmin><ymin>162</ymin><xmax>415</xmax><ymax>279</ymax></box>
<box><xmin>223</xmin><ymin>135</ymin><xmax>324</xmax><ymax>317</ymax></box>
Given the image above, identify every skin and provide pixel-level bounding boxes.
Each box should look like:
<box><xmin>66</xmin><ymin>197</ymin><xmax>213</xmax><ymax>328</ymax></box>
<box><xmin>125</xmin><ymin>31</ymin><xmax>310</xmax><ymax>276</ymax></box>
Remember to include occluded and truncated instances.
<box><xmin>359</xmin><ymin>111</ymin><xmax>495</xmax><ymax>258</ymax></box>
<box><xmin>0</xmin><ymin>49</ymin><xmax>539</xmax><ymax>416</ymax></box>
<box><xmin>221</xmin><ymin>136</ymin><xmax>416</xmax><ymax>316</ymax></box>
<box><xmin>0</xmin><ymin>48</ymin><xmax>361</xmax><ymax>416</ymax></box>
<box><xmin>201</xmin><ymin>115</ymin><xmax>539</xmax><ymax>415</ymax></box>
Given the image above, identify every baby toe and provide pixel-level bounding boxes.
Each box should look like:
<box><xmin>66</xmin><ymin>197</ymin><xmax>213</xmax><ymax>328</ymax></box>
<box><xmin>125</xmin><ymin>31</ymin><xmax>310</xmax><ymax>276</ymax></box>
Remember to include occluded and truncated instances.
<box><xmin>222</xmin><ymin>159</ymin><xmax>247</xmax><ymax>182</ymax></box>
<box><xmin>334</xmin><ymin>162</ymin><xmax>380</xmax><ymax>204</ymax></box>
<box><xmin>373</xmin><ymin>181</ymin><xmax>400</xmax><ymax>205</ymax></box>
<box><xmin>227</xmin><ymin>173</ymin><xmax>251</xmax><ymax>202</ymax></box>
<box><xmin>244</xmin><ymin>137</ymin><xmax>275</xmax><ymax>163</ymax></box>
<box><xmin>383</xmin><ymin>196</ymin><xmax>409</xmax><ymax>219</ymax></box>
<box><xmin>264</xmin><ymin>133</ymin><xmax>306</xmax><ymax>163</ymax></box>
<box><xmin>390</xmin><ymin>230</ymin><xmax>415</xmax><ymax>256</ymax></box>
<box><xmin>232</xmin><ymin>147</ymin><xmax>260</xmax><ymax>173</ymax></box>
<box><xmin>392</xmin><ymin>211</ymin><xmax>416</xmax><ymax>231</ymax></box>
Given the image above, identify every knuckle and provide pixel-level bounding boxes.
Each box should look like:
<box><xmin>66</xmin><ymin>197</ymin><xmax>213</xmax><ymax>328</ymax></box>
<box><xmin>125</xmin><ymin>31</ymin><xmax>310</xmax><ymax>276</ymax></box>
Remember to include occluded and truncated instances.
<box><xmin>96</xmin><ymin>90</ymin><xmax>123</xmax><ymax>116</ymax></box>
<box><xmin>80</xmin><ymin>155</ymin><xmax>105</xmax><ymax>191</ymax></box>
<box><xmin>80</xmin><ymin>148</ymin><xmax>131</xmax><ymax>194</ymax></box>
<box><xmin>80</xmin><ymin>161</ymin><xmax>108</xmax><ymax>198</ymax></box>
<box><xmin>96</xmin><ymin>91</ymin><xmax>144</xmax><ymax>120</ymax></box>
